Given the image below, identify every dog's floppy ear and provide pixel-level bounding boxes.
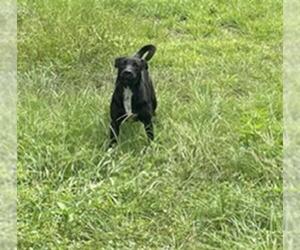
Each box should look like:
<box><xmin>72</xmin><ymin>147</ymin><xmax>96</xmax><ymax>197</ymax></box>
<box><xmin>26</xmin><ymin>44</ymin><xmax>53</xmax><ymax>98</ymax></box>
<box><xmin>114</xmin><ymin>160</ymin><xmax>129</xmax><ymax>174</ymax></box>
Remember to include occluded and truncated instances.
<box><xmin>114</xmin><ymin>57</ymin><xmax>125</xmax><ymax>68</ymax></box>
<box><xmin>141</xmin><ymin>59</ymin><xmax>148</xmax><ymax>70</ymax></box>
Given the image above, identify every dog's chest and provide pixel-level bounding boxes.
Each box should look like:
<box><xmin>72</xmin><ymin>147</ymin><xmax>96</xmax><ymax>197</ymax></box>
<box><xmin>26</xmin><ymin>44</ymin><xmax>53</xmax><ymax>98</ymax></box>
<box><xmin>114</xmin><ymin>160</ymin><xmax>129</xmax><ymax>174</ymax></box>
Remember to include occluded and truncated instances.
<box><xmin>123</xmin><ymin>87</ymin><xmax>133</xmax><ymax>114</ymax></box>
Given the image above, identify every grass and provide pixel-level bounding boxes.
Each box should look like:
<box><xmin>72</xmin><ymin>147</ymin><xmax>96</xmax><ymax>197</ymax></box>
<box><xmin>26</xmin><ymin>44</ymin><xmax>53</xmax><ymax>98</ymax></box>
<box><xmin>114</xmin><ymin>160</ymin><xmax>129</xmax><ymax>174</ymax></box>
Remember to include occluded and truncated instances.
<box><xmin>17</xmin><ymin>0</ymin><xmax>282</xmax><ymax>249</ymax></box>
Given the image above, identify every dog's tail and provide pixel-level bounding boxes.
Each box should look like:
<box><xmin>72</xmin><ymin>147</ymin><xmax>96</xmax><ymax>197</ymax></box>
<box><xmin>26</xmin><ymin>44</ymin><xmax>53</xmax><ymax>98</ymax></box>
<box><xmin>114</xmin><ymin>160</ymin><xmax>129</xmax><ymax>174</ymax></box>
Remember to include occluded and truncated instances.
<box><xmin>134</xmin><ymin>44</ymin><xmax>156</xmax><ymax>61</ymax></box>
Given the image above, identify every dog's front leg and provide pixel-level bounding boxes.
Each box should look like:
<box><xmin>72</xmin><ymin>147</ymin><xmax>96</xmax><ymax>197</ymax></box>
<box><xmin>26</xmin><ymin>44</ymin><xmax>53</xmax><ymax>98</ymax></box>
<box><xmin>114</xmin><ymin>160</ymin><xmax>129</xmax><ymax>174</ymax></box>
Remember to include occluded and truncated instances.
<box><xmin>144</xmin><ymin>121</ymin><xmax>154</xmax><ymax>141</ymax></box>
<box><xmin>109</xmin><ymin>120</ymin><xmax>121</xmax><ymax>147</ymax></box>
<box><xmin>141</xmin><ymin>117</ymin><xmax>154</xmax><ymax>141</ymax></box>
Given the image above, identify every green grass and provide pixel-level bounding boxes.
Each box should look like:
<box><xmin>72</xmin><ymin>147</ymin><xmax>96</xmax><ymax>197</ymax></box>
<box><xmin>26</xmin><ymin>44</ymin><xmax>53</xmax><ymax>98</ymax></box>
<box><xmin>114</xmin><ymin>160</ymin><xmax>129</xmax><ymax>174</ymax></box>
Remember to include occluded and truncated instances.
<box><xmin>17</xmin><ymin>0</ymin><xmax>282</xmax><ymax>249</ymax></box>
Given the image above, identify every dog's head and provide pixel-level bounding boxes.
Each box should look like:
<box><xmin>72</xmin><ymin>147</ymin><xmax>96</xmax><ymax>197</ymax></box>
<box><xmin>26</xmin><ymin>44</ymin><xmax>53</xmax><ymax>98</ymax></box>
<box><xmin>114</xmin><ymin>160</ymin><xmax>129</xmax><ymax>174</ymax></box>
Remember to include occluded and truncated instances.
<box><xmin>114</xmin><ymin>56</ymin><xmax>148</xmax><ymax>86</ymax></box>
<box><xmin>114</xmin><ymin>44</ymin><xmax>156</xmax><ymax>87</ymax></box>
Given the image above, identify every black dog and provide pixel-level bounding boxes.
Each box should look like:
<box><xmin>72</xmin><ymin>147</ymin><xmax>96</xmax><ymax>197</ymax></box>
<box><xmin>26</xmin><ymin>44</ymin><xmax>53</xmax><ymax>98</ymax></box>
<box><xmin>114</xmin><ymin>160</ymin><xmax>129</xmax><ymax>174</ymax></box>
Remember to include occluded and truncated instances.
<box><xmin>109</xmin><ymin>44</ymin><xmax>157</xmax><ymax>146</ymax></box>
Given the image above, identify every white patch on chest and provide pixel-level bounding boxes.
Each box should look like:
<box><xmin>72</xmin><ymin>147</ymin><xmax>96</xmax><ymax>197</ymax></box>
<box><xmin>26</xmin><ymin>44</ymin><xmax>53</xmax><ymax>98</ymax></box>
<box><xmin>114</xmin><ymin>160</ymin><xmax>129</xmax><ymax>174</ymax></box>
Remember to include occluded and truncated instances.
<box><xmin>123</xmin><ymin>87</ymin><xmax>133</xmax><ymax>115</ymax></box>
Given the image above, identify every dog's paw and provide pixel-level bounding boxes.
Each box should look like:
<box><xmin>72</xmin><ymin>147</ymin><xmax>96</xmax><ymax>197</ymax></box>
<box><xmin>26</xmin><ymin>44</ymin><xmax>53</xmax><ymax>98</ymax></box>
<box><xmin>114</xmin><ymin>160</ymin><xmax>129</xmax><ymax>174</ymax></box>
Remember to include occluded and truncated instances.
<box><xmin>106</xmin><ymin>140</ymin><xmax>117</xmax><ymax>151</ymax></box>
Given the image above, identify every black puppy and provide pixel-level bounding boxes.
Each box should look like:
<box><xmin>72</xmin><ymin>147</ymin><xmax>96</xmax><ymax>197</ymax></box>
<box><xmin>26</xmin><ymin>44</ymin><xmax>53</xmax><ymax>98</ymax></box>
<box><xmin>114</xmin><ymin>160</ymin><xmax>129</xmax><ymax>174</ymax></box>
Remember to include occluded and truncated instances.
<box><xmin>109</xmin><ymin>44</ymin><xmax>157</xmax><ymax>146</ymax></box>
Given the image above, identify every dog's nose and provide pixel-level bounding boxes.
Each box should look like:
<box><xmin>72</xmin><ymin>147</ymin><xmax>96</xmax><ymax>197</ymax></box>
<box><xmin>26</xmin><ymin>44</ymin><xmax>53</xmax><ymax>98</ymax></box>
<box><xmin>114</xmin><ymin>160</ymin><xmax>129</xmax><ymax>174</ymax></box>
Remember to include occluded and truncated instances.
<box><xmin>122</xmin><ymin>70</ymin><xmax>134</xmax><ymax>78</ymax></box>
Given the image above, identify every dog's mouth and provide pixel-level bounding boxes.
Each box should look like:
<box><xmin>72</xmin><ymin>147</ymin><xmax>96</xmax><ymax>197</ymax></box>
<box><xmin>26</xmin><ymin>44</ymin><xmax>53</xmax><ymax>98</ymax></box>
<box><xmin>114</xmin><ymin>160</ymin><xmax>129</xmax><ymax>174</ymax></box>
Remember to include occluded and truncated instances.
<box><xmin>121</xmin><ymin>76</ymin><xmax>138</xmax><ymax>88</ymax></box>
<box><xmin>121</xmin><ymin>75</ymin><xmax>134</xmax><ymax>81</ymax></box>
<box><xmin>121</xmin><ymin>73</ymin><xmax>135</xmax><ymax>81</ymax></box>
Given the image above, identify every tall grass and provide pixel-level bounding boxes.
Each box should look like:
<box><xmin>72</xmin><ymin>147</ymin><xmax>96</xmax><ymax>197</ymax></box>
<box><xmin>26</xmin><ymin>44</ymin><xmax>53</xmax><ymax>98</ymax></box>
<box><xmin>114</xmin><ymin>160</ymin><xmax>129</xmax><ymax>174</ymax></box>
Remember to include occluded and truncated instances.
<box><xmin>18</xmin><ymin>0</ymin><xmax>282</xmax><ymax>249</ymax></box>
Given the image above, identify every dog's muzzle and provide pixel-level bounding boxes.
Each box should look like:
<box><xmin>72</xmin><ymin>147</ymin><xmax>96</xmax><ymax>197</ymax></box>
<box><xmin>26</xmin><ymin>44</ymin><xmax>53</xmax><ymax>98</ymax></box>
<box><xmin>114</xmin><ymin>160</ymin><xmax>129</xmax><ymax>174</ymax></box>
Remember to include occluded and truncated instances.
<box><xmin>121</xmin><ymin>69</ymin><xmax>136</xmax><ymax>81</ymax></box>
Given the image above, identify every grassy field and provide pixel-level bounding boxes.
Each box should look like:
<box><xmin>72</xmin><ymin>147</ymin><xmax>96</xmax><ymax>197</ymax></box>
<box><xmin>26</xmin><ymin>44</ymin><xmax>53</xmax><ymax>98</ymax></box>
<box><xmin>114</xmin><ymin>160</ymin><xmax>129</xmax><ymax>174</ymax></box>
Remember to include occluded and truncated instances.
<box><xmin>17</xmin><ymin>0</ymin><xmax>282</xmax><ymax>249</ymax></box>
